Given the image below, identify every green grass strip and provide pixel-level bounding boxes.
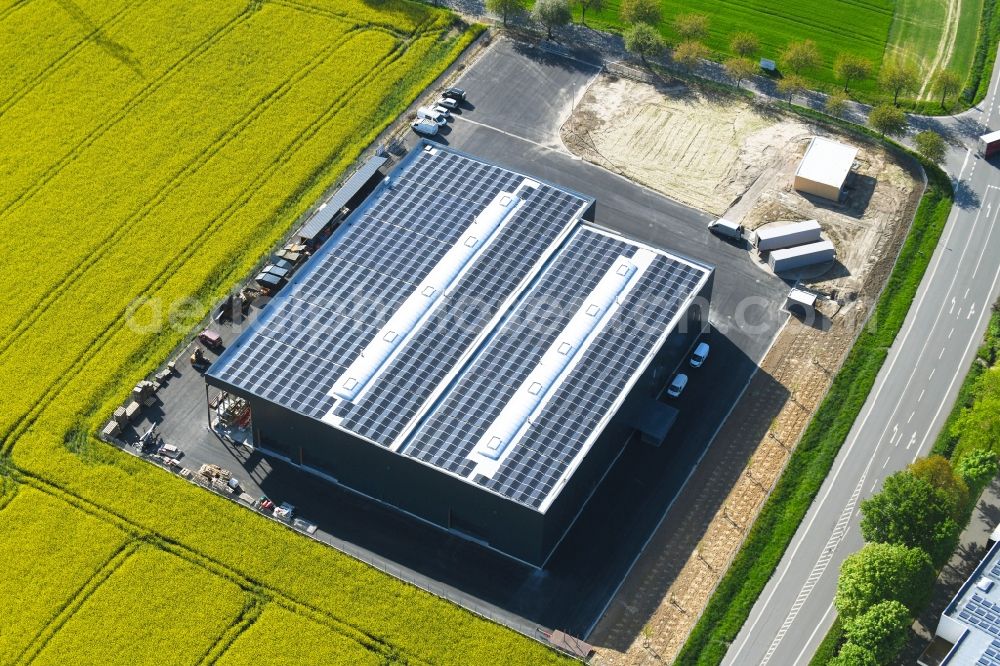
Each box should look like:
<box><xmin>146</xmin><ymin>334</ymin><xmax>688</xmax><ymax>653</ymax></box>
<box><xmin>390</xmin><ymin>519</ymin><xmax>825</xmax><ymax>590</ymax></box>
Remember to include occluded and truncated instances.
<box><xmin>674</xmin><ymin>115</ymin><xmax>953</xmax><ymax>665</ymax></box>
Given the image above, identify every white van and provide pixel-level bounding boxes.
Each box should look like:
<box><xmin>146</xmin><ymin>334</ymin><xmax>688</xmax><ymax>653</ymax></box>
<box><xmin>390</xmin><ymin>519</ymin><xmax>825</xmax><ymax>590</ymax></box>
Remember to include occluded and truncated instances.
<box><xmin>417</xmin><ymin>107</ymin><xmax>448</xmax><ymax>125</ymax></box>
<box><xmin>708</xmin><ymin>218</ymin><xmax>743</xmax><ymax>240</ymax></box>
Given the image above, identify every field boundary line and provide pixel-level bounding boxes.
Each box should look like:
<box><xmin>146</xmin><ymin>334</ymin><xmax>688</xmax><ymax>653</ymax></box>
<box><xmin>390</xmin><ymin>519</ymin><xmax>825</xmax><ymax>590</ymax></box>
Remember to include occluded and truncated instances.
<box><xmin>14</xmin><ymin>468</ymin><xmax>430</xmax><ymax>666</ymax></box>
<box><xmin>0</xmin><ymin>7</ymin><xmax>254</xmax><ymax>219</ymax></box>
<box><xmin>197</xmin><ymin>595</ymin><xmax>266</xmax><ymax>666</ymax></box>
<box><xmin>0</xmin><ymin>24</ymin><xmax>367</xmax><ymax>362</ymax></box>
<box><xmin>0</xmin><ymin>0</ymin><xmax>152</xmax><ymax>119</ymax></box>
<box><xmin>14</xmin><ymin>540</ymin><xmax>138</xmax><ymax>666</ymax></box>
<box><xmin>0</xmin><ymin>25</ymin><xmax>436</xmax><ymax>453</ymax></box>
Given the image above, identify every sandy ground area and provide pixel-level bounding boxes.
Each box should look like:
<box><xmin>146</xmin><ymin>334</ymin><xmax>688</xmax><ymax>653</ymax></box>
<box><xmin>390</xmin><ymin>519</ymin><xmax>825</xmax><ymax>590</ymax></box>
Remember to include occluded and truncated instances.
<box><xmin>565</xmin><ymin>75</ymin><xmax>924</xmax><ymax>664</ymax></box>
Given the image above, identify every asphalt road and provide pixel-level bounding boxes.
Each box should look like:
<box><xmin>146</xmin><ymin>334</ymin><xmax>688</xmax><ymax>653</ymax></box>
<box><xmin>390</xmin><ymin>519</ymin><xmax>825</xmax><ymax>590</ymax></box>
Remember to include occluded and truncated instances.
<box><xmin>724</xmin><ymin>48</ymin><xmax>1000</xmax><ymax>666</ymax></box>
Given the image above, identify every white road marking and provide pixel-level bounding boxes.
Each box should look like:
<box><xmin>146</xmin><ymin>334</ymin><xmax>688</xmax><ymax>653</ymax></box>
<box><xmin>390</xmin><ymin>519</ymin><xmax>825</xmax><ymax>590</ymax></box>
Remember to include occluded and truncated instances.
<box><xmin>908</xmin><ymin>411</ymin><xmax>915</xmax><ymax>424</ymax></box>
<box><xmin>907</xmin><ymin>433</ymin><xmax>916</xmax><ymax>450</ymax></box>
<box><xmin>939</xmin><ymin>347</ymin><xmax>946</xmax><ymax>359</ymax></box>
<box><xmin>918</xmin><ymin>388</ymin><xmax>925</xmax><ymax>402</ymax></box>
<box><xmin>949</xmin><ymin>327</ymin><xmax>955</xmax><ymax>338</ymax></box>
<box><xmin>949</xmin><ymin>297</ymin><xmax>956</xmax><ymax>314</ymax></box>
<box><xmin>793</xmin><ymin>603</ymin><xmax>835</xmax><ymax>665</ymax></box>
<box><xmin>757</xmin><ymin>478</ymin><xmax>864</xmax><ymax>665</ymax></box>
<box><xmin>929</xmin><ymin>369</ymin><xmax>935</xmax><ymax>380</ymax></box>
<box><xmin>883</xmin><ymin>456</ymin><xmax>890</xmax><ymax>469</ymax></box>
<box><xmin>964</xmin><ymin>288</ymin><xmax>970</xmax><ymax>299</ymax></box>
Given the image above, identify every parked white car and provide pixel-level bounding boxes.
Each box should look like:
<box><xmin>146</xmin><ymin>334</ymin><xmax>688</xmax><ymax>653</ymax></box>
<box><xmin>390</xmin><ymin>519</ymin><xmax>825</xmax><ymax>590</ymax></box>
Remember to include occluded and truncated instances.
<box><xmin>666</xmin><ymin>373</ymin><xmax>688</xmax><ymax>398</ymax></box>
<box><xmin>436</xmin><ymin>96</ymin><xmax>459</xmax><ymax>110</ymax></box>
<box><xmin>417</xmin><ymin>106</ymin><xmax>448</xmax><ymax>125</ymax></box>
<box><xmin>689</xmin><ymin>342</ymin><xmax>710</xmax><ymax>368</ymax></box>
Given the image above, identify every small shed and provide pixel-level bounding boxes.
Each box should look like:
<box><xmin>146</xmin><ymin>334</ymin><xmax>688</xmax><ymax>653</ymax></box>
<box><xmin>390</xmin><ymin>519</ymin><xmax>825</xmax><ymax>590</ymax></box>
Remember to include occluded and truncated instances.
<box><xmin>794</xmin><ymin>137</ymin><xmax>858</xmax><ymax>201</ymax></box>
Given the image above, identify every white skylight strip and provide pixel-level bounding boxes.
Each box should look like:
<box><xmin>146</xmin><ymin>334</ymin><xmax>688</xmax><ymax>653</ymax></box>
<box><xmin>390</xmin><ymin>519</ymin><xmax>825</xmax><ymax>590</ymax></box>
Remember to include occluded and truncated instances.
<box><xmin>466</xmin><ymin>248</ymin><xmax>657</xmax><ymax>478</ymax></box>
<box><xmin>326</xmin><ymin>190</ymin><xmax>523</xmax><ymax>404</ymax></box>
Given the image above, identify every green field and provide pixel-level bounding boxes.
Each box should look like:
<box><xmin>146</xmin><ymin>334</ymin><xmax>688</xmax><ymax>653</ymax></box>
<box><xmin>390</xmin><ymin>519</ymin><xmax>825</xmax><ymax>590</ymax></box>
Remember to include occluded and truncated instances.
<box><xmin>0</xmin><ymin>0</ymin><xmax>570</xmax><ymax>663</ymax></box>
<box><xmin>576</xmin><ymin>0</ymin><xmax>984</xmax><ymax>99</ymax></box>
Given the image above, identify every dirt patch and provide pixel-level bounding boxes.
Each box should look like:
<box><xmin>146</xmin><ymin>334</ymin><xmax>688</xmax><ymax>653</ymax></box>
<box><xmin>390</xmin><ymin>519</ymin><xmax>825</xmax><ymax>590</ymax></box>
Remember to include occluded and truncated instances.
<box><xmin>569</xmin><ymin>76</ymin><xmax>924</xmax><ymax>665</ymax></box>
<box><xmin>562</xmin><ymin>76</ymin><xmax>813</xmax><ymax>216</ymax></box>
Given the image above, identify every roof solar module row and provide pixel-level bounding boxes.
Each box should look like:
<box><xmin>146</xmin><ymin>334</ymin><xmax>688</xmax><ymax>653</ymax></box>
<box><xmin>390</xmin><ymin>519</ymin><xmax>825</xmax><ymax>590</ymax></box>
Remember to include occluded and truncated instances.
<box><xmin>208</xmin><ymin>142</ymin><xmax>711</xmax><ymax>514</ymax></box>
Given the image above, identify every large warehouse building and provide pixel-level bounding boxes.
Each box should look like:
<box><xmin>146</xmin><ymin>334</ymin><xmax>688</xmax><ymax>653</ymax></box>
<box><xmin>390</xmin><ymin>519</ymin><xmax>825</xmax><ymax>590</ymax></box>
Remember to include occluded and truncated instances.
<box><xmin>207</xmin><ymin>142</ymin><xmax>713</xmax><ymax>566</ymax></box>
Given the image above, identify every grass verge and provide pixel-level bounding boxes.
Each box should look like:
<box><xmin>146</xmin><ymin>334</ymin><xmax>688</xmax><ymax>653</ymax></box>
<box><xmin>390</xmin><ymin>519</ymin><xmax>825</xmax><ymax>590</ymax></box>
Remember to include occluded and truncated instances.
<box><xmin>674</xmin><ymin>113</ymin><xmax>953</xmax><ymax>665</ymax></box>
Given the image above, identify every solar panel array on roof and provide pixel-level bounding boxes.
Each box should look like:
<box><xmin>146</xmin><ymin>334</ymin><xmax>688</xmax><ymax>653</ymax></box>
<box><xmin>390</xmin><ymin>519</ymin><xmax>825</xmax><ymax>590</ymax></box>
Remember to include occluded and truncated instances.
<box><xmin>980</xmin><ymin>639</ymin><xmax>1000</xmax><ymax>666</ymax></box>
<box><xmin>402</xmin><ymin>228</ymin><xmax>705</xmax><ymax>509</ymax></box>
<box><xmin>960</xmin><ymin>594</ymin><xmax>1000</xmax><ymax>639</ymax></box>
<box><xmin>208</xmin><ymin>143</ymin><xmax>710</xmax><ymax>513</ymax></box>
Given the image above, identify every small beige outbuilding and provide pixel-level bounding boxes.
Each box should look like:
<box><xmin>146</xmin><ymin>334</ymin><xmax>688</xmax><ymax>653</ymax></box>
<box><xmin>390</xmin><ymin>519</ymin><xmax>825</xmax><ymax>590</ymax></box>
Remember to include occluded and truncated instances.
<box><xmin>793</xmin><ymin>136</ymin><xmax>858</xmax><ymax>201</ymax></box>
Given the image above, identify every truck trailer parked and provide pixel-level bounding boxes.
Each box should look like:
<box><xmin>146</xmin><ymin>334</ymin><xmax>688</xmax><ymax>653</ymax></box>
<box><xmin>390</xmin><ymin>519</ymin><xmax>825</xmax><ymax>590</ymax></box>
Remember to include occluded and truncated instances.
<box><xmin>980</xmin><ymin>130</ymin><xmax>1000</xmax><ymax>157</ymax></box>
<box><xmin>768</xmin><ymin>240</ymin><xmax>835</xmax><ymax>272</ymax></box>
<box><xmin>752</xmin><ymin>220</ymin><xmax>822</xmax><ymax>252</ymax></box>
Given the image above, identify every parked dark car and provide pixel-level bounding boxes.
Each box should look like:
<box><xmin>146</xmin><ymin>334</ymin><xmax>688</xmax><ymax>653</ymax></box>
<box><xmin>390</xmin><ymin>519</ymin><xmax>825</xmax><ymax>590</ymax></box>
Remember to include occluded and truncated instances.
<box><xmin>442</xmin><ymin>87</ymin><xmax>466</xmax><ymax>101</ymax></box>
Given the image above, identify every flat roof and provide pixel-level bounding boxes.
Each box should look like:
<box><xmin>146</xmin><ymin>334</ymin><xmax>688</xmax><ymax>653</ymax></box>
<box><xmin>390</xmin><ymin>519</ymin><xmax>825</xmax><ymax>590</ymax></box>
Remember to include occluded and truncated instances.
<box><xmin>938</xmin><ymin>540</ymin><xmax>1000</xmax><ymax>664</ymax></box>
<box><xmin>795</xmin><ymin>136</ymin><xmax>857</xmax><ymax>189</ymax></box>
<box><xmin>208</xmin><ymin>142</ymin><xmax>712</xmax><ymax>512</ymax></box>
<box><xmin>754</xmin><ymin>219</ymin><xmax>821</xmax><ymax>242</ymax></box>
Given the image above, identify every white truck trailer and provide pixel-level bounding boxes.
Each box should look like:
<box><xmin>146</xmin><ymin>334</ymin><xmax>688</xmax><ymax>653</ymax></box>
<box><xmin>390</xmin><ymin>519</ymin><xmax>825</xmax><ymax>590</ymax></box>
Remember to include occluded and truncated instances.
<box><xmin>768</xmin><ymin>240</ymin><xmax>835</xmax><ymax>272</ymax></box>
<box><xmin>752</xmin><ymin>220</ymin><xmax>822</xmax><ymax>252</ymax></box>
<box><xmin>980</xmin><ymin>130</ymin><xmax>1000</xmax><ymax>158</ymax></box>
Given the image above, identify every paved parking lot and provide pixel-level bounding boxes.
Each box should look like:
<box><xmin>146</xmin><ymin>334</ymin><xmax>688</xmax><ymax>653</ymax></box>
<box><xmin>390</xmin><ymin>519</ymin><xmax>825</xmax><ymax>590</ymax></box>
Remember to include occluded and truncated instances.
<box><xmin>134</xmin><ymin>38</ymin><xmax>790</xmax><ymax>639</ymax></box>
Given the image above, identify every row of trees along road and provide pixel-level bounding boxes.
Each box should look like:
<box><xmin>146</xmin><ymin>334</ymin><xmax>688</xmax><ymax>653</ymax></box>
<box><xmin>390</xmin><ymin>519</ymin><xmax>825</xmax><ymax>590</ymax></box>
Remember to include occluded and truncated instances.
<box><xmin>484</xmin><ymin>0</ymin><xmax>965</xmax><ymax>111</ymax></box>
<box><xmin>828</xmin><ymin>451</ymin><xmax>999</xmax><ymax>665</ymax></box>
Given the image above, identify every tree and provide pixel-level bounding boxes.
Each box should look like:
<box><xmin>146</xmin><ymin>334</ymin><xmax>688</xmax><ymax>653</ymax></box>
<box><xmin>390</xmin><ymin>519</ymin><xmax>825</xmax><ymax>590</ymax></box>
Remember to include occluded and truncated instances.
<box><xmin>781</xmin><ymin>39</ymin><xmax>820</xmax><ymax>74</ymax></box>
<box><xmin>825</xmin><ymin>90</ymin><xmax>850</xmax><ymax>118</ymax></box>
<box><xmin>485</xmin><ymin>0</ymin><xmax>526</xmax><ymax>26</ymax></box>
<box><xmin>834</xmin><ymin>53</ymin><xmax>872</xmax><ymax>92</ymax></box>
<box><xmin>533</xmin><ymin>0</ymin><xmax>571</xmax><ymax>39</ymax></box>
<box><xmin>932</xmin><ymin>68</ymin><xmax>963</xmax><ymax>108</ymax></box>
<box><xmin>674</xmin><ymin>13</ymin><xmax>709</xmax><ymax>41</ymax></box>
<box><xmin>835</xmin><ymin>542</ymin><xmax>935</xmax><ymax>620</ymax></box>
<box><xmin>777</xmin><ymin>74</ymin><xmax>807</xmax><ymax>105</ymax></box>
<box><xmin>859</xmin><ymin>470</ymin><xmax>960</xmax><ymax>566</ymax></box>
<box><xmin>867</xmin><ymin>103</ymin><xmax>908</xmax><ymax>138</ymax></box>
<box><xmin>914</xmin><ymin>130</ymin><xmax>946</xmax><ymax>164</ymax></box>
<box><xmin>829</xmin><ymin>642</ymin><xmax>879</xmax><ymax>666</ymax></box>
<box><xmin>955</xmin><ymin>448</ymin><xmax>999</xmax><ymax>493</ymax></box>
<box><xmin>619</xmin><ymin>0</ymin><xmax>660</xmax><ymax>25</ymax></box>
<box><xmin>624</xmin><ymin>22</ymin><xmax>666</xmax><ymax>65</ymax></box>
<box><xmin>908</xmin><ymin>454</ymin><xmax>968</xmax><ymax>517</ymax></box>
<box><xmin>951</xmin><ymin>368</ymin><xmax>1000</xmax><ymax>457</ymax></box>
<box><xmin>673</xmin><ymin>40</ymin><xmax>709</xmax><ymax>71</ymax></box>
<box><xmin>879</xmin><ymin>61</ymin><xmax>919</xmax><ymax>105</ymax></box>
<box><xmin>730</xmin><ymin>31</ymin><xmax>759</xmax><ymax>58</ymax></box>
<box><xmin>724</xmin><ymin>57</ymin><xmax>757</xmax><ymax>89</ymax></box>
<box><xmin>843</xmin><ymin>600</ymin><xmax>911</xmax><ymax>664</ymax></box>
<box><xmin>576</xmin><ymin>0</ymin><xmax>603</xmax><ymax>25</ymax></box>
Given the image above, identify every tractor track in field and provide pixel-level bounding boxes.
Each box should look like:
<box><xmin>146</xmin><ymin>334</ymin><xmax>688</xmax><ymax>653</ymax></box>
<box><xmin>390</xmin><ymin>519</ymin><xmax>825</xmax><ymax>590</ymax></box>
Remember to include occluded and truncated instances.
<box><xmin>0</xmin><ymin>24</ymin><xmax>436</xmax><ymax>454</ymax></box>
<box><xmin>0</xmin><ymin>0</ymin><xmax>27</xmax><ymax>24</ymax></box>
<box><xmin>9</xmin><ymin>467</ymin><xmax>431</xmax><ymax>666</ymax></box>
<box><xmin>0</xmin><ymin>0</ymin><xmax>154</xmax><ymax>120</ymax></box>
<box><xmin>0</xmin><ymin>25</ymin><xmax>367</xmax><ymax>361</ymax></box>
<box><xmin>0</xmin><ymin>8</ymin><xmax>254</xmax><ymax>220</ymax></box>
<box><xmin>13</xmin><ymin>540</ymin><xmax>138</xmax><ymax>666</ymax></box>
<box><xmin>918</xmin><ymin>0</ymin><xmax>961</xmax><ymax>99</ymax></box>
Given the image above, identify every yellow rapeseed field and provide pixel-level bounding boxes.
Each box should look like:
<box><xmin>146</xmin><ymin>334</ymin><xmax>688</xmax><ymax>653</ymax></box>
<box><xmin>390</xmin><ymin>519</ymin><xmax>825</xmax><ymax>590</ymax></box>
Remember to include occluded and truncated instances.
<box><xmin>0</xmin><ymin>0</ymin><xmax>571</xmax><ymax>662</ymax></box>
